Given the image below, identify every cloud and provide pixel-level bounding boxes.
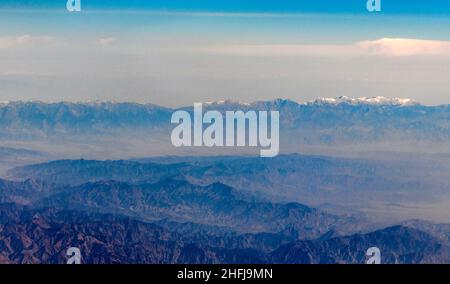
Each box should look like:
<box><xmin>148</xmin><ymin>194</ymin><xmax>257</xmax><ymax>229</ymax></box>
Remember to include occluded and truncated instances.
<box><xmin>98</xmin><ymin>37</ymin><xmax>118</xmax><ymax>47</ymax></box>
<box><xmin>0</xmin><ymin>35</ymin><xmax>54</xmax><ymax>49</ymax></box>
<box><xmin>182</xmin><ymin>38</ymin><xmax>450</xmax><ymax>57</ymax></box>
<box><xmin>184</xmin><ymin>44</ymin><xmax>359</xmax><ymax>56</ymax></box>
<box><xmin>356</xmin><ymin>38</ymin><xmax>450</xmax><ymax>56</ymax></box>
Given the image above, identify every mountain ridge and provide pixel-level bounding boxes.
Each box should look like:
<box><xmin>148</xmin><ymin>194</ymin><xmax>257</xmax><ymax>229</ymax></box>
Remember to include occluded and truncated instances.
<box><xmin>0</xmin><ymin>96</ymin><xmax>430</xmax><ymax>108</ymax></box>
<box><xmin>0</xmin><ymin>203</ymin><xmax>447</xmax><ymax>264</ymax></box>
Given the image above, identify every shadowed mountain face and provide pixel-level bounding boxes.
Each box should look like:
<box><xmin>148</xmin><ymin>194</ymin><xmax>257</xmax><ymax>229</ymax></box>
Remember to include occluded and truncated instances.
<box><xmin>8</xmin><ymin>154</ymin><xmax>450</xmax><ymax>222</ymax></box>
<box><xmin>0</xmin><ymin>204</ymin><xmax>185</xmax><ymax>264</ymax></box>
<box><xmin>271</xmin><ymin>226</ymin><xmax>450</xmax><ymax>264</ymax></box>
<box><xmin>0</xmin><ymin>204</ymin><xmax>448</xmax><ymax>264</ymax></box>
<box><xmin>0</xmin><ymin>166</ymin><xmax>449</xmax><ymax>264</ymax></box>
<box><xmin>0</xmin><ymin>177</ymin><xmax>357</xmax><ymax>238</ymax></box>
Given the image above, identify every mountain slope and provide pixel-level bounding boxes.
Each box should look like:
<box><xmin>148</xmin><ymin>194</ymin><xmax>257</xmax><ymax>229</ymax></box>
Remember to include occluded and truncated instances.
<box><xmin>9</xmin><ymin>154</ymin><xmax>450</xmax><ymax>222</ymax></box>
<box><xmin>272</xmin><ymin>226</ymin><xmax>450</xmax><ymax>264</ymax></box>
<box><xmin>1</xmin><ymin>204</ymin><xmax>447</xmax><ymax>264</ymax></box>
<box><xmin>30</xmin><ymin>179</ymin><xmax>356</xmax><ymax>238</ymax></box>
<box><xmin>0</xmin><ymin>204</ymin><xmax>267</xmax><ymax>264</ymax></box>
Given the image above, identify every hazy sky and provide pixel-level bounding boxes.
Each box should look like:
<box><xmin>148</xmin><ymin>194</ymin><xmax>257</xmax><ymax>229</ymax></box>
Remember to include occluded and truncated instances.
<box><xmin>1</xmin><ymin>0</ymin><xmax>450</xmax><ymax>106</ymax></box>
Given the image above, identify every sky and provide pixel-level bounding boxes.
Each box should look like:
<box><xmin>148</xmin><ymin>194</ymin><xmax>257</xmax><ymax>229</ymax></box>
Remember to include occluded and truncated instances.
<box><xmin>1</xmin><ymin>0</ymin><xmax>450</xmax><ymax>106</ymax></box>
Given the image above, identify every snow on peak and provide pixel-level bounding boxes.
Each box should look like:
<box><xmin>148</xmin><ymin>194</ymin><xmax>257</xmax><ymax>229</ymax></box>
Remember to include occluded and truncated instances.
<box><xmin>204</xmin><ymin>99</ymin><xmax>250</xmax><ymax>106</ymax></box>
<box><xmin>312</xmin><ymin>96</ymin><xmax>418</xmax><ymax>106</ymax></box>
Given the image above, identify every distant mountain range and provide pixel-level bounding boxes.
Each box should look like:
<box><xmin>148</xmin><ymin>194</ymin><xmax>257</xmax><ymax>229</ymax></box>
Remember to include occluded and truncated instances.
<box><xmin>1</xmin><ymin>97</ymin><xmax>450</xmax><ymax>157</ymax></box>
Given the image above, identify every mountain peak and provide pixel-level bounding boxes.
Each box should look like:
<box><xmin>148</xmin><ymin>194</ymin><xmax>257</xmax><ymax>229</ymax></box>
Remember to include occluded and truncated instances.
<box><xmin>203</xmin><ymin>99</ymin><xmax>251</xmax><ymax>107</ymax></box>
<box><xmin>311</xmin><ymin>96</ymin><xmax>418</xmax><ymax>106</ymax></box>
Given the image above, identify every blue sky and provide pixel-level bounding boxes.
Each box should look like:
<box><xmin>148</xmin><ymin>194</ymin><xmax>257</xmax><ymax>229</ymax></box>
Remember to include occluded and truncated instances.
<box><xmin>2</xmin><ymin>0</ymin><xmax>449</xmax><ymax>44</ymax></box>
<box><xmin>1</xmin><ymin>1</ymin><xmax>450</xmax><ymax>106</ymax></box>
<box><xmin>2</xmin><ymin>0</ymin><xmax>450</xmax><ymax>14</ymax></box>
<box><xmin>2</xmin><ymin>0</ymin><xmax>450</xmax><ymax>41</ymax></box>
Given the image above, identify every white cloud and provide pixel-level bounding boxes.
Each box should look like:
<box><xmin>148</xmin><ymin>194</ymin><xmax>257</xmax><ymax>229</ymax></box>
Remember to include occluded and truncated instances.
<box><xmin>183</xmin><ymin>44</ymin><xmax>359</xmax><ymax>56</ymax></box>
<box><xmin>182</xmin><ymin>38</ymin><xmax>450</xmax><ymax>57</ymax></box>
<box><xmin>0</xmin><ymin>35</ymin><xmax>54</xmax><ymax>49</ymax></box>
<box><xmin>98</xmin><ymin>37</ymin><xmax>118</xmax><ymax>47</ymax></box>
<box><xmin>356</xmin><ymin>38</ymin><xmax>450</xmax><ymax>56</ymax></box>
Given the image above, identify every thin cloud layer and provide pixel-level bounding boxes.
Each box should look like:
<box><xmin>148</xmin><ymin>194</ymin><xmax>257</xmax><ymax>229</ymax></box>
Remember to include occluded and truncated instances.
<box><xmin>0</xmin><ymin>35</ymin><xmax>54</xmax><ymax>49</ymax></box>
<box><xmin>357</xmin><ymin>38</ymin><xmax>450</xmax><ymax>56</ymax></box>
<box><xmin>98</xmin><ymin>37</ymin><xmax>118</xmax><ymax>47</ymax></box>
<box><xmin>1</xmin><ymin>34</ymin><xmax>450</xmax><ymax>106</ymax></box>
<box><xmin>186</xmin><ymin>44</ymin><xmax>358</xmax><ymax>56</ymax></box>
<box><xmin>185</xmin><ymin>38</ymin><xmax>450</xmax><ymax>57</ymax></box>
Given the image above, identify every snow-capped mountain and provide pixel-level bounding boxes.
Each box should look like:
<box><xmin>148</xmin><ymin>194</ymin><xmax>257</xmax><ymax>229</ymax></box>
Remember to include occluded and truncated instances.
<box><xmin>0</xmin><ymin>97</ymin><xmax>449</xmax><ymax>156</ymax></box>
<box><xmin>200</xmin><ymin>96</ymin><xmax>419</xmax><ymax>109</ymax></box>
<box><xmin>310</xmin><ymin>96</ymin><xmax>418</xmax><ymax>106</ymax></box>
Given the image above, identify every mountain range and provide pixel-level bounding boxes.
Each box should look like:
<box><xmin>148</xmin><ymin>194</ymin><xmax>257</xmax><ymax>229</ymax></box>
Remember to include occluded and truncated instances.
<box><xmin>1</xmin><ymin>97</ymin><xmax>450</xmax><ymax>160</ymax></box>
<box><xmin>7</xmin><ymin>154</ymin><xmax>450</xmax><ymax>222</ymax></box>
<box><xmin>1</xmin><ymin>97</ymin><xmax>450</xmax><ymax>263</ymax></box>
<box><xmin>1</xmin><ymin>180</ymin><xmax>449</xmax><ymax>263</ymax></box>
<box><xmin>0</xmin><ymin>155</ymin><xmax>449</xmax><ymax>263</ymax></box>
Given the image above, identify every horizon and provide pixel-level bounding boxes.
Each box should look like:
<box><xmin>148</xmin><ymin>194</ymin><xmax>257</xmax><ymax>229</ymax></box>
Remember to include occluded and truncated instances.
<box><xmin>1</xmin><ymin>1</ymin><xmax>450</xmax><ymax>106</ymax></box>
<box><xmin>0</xmin><ymin>95</ymin><xmax>445</xmax><ymax>107</ymax></box>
